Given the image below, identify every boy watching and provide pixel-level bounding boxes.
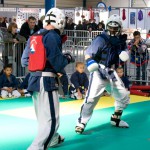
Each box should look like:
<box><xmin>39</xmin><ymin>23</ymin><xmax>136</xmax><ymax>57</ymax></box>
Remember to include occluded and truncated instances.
<box><xmin>116</xmin><ymin>67</ymin><xmax>130</xmax><ymax>91</ymax></box>
<box><xmin>69</xmin><ymin>62</ymin><xmax>89</xmax><ymax>99</ymax></box>
<box><xmin>0</xmin><ymin>64</ymin><xmax>21</xmax><ymax>98</ymax></box>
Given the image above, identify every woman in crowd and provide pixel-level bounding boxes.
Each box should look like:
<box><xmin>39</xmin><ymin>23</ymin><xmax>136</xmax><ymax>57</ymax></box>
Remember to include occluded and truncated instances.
<box><xmin>2</xmin><ymin>22</ymin><xmax>26</xmax><ymax>74</ymax></box>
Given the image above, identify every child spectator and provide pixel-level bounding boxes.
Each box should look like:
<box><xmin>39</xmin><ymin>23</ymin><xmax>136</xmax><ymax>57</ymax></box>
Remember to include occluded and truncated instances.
<box><xmin>18</xmin><ymin>73</ymin><xmax>31</xmax><ymax>97</ymax></box>
<box><xmin>116</xmin><ymin>67</ymin><xmax>130</xmax><ymax>91</ymax></box>
<box><xmin>0</xmin><ymin>64</ymin><xmax>21</xmax><ymax>98</ymax></box>
<box><xmin>69</xmin><ymin>62</ymin><xmax>89</xmax><ymax>99</ymax></box>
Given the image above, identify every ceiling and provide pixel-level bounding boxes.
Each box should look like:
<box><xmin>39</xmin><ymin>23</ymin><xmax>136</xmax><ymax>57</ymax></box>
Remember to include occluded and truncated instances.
<box><xmin>2</xmin><ymin>0</ymin><xmax>44</xmax><ymax>7</ymax></box>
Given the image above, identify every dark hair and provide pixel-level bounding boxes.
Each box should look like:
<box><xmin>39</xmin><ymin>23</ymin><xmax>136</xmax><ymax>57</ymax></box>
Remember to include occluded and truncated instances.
<box><xmin>133</xmin><ymin>31</ymin><xmax>140</xmax><ymax>36</ymax></box>
<box><xmin>3</xmin><ymin>64</ymin><xmax>12</xmax><ymax>70</ymax></box>
<box><xmin>98</xmin><ymin>23</ymin><xmax>103</xmax><ymax>26</ymax></box>
<box><xmin>28</xmin><ymin>16</ymin><xmax>36</xmax><ymax>21</ymax></box>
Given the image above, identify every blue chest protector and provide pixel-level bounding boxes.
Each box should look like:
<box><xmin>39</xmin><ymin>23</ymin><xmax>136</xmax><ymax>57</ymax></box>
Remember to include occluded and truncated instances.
<box><xmin>93</xmin><ymin>34</ymin><xmax>127</xmax><ymax>68</ymax></box>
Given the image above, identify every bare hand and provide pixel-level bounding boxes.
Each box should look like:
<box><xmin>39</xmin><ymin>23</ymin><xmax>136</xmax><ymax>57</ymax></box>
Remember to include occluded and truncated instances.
<box><xmin>57</xmin><ymin>73</ymin><xmax>63</xmax><ymax>78</ymax></box>
<box><xmin>8</xmin><ymin>87</ymin><xmax>13</xmax><ymax>93</ymax></box>
<box><xmin>13</xmin><ymin>39</ymin><xmax>19</xmax><ymax>43</ymax></box>
<box><xmin>78</xmin><ymin>91</ymin><xmax>82</xmax><ymax>98</ymax></box>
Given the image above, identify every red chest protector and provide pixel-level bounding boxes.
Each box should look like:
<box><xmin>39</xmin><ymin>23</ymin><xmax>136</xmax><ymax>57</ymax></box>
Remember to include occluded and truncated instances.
<box><xmin>28</xmin><ymin>31</ymin><xmax>48</xmax><ymax>72</ymax></box>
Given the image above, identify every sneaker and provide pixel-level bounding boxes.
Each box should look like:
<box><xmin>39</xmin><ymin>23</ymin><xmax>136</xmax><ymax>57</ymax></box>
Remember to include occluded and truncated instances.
<box><xmin>47</xmin><ymin>133</ymin><xmax>65</xmax><ymax>148</ymax></box>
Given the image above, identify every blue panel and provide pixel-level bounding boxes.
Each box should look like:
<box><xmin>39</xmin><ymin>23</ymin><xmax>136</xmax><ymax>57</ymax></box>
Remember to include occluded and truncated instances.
<box><xmin>45</xmin><ymin>0</ymin><xmax>55</xmax><ymax>14</ymax></box>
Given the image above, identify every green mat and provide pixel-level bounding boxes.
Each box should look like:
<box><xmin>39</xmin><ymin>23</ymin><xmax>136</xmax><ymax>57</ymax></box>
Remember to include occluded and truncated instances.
<box><xmin>0</xmin><ymin>100</ymin><xmax>150</xmax><ymax>150</ymax></box>
<box><xmin>0</xmin><ymin>97</ymin><xmax>73</xmax><ymax>111</ymax></box>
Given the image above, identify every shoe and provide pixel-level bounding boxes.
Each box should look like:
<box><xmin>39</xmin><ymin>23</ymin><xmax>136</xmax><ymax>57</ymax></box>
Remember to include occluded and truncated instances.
<box><xmin>75</xmin><ymin>123</ymin><xmax>85</xmax><ymax>134</ymax></box>
<box><xmin>47</xmin><ymin>133</ymin><xmax>65</xmax><ymax>148</ymax></box>
<box><xmin>25</xmin><ymin>93</ymin><xmax>31</xmax><ymax>97</ymax></box>
<box><xmin>111</xmin><ymin>116</ymin><xmax>129</xmax><ymax>128</ymax></box>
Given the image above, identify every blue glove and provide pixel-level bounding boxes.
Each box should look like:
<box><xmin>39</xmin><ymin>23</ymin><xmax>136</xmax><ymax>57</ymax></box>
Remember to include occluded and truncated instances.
<box><xmin>86</xmin><ymin>58</ymin><xmax>99</xmax><ymax>72</ymax></box>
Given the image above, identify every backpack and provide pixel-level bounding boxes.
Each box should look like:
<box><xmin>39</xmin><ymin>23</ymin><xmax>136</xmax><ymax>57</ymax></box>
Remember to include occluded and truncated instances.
<box><xmin>28</xmin><ymin>30</ymin><xmax>49</xmax><ymax>72</ymax></box>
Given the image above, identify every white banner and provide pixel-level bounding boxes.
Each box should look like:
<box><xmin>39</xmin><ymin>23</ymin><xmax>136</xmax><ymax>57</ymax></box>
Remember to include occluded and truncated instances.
<box><xmin>0</xmin><ymin>8</ymin><xmax>16</xmax><ymax>12</ymax></box>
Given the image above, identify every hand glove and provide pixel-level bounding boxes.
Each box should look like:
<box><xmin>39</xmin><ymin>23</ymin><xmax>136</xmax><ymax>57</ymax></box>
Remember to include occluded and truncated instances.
<box><xmin>86</xmin><ymin>58</ymin><xmax>99</xmax><ymax>72</ymax></box>
<box><xmin>119</xmin><ymin>51</ymin><xmax>129</xmax><ymax>62</ymax></box>
<box><xmin>64</xmin><ymin>52</ymin><xmax>75</xmax><ymax>64</ymax></box>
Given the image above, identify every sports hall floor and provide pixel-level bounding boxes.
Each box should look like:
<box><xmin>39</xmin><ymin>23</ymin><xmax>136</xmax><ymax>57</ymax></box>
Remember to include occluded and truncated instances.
<box><xmin>0</xmin><ymin>95</ymin><xmax>150</xmax><ymax>150</ymax></box>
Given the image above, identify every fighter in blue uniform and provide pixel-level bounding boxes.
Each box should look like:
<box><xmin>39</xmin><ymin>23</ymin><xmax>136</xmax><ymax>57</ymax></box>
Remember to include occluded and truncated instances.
<box><xmin>21</xmin><ymin>8</ymin><xmax>74</xmax><ymax>150</ymax></box>
<box><xmin>75</xmin><ymin>14</ymin><xmax>130</xmax><ymax>134</ymax></box>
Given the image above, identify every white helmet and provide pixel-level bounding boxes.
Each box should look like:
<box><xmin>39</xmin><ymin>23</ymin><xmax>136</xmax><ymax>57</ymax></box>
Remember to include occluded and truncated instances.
<box><xmin>43</xmin><ymin>8</ymin><xmax>65</xmax><ymax>32</ymax></box>
<box><xmin>106</xmin><ymin>14</ymin><xmax>122</xmax><ymax>36</ymax></box>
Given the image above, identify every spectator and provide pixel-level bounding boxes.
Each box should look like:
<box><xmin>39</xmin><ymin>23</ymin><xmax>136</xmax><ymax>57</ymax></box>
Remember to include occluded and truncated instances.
<box><xmin>82</xmin><ymin>19</ymin><xmax>88</xmax><ymax>30</ymax></box>
<box><xmin>65</xmin><ymin>18</ymin><xmax>75</xmax><ymax>30</ymax></box>
<box><xmin>12</xmin><ymin>17</ymin><xmax>16</xmax><ymax>23</ymax></box>
<box><xmin>100</xmin><ymin>20</ymin><xmax>105</xmax><ymax>30</ymax></box>
<box><xmin>88</xmin><ymin>26</ymin><xmax>92</xmax><ymax>33</ymax></box>
<box><xmin>0</xmin><ymin>17</ymin><xmax>7</xmax><ymax>28</ymax></box>
<box><xmin>38</xmin><ymin>15</ymin><xmax>45</xmax><ymax>29</ymax></box>
<box><xmin>87</xmin><ymin>19</ymin><xmax>92</xmax><ymax>30</ymax></box>
<box><xmin>76</xmin><ymin>20</ymin><xmax>83</xmax><ymax>30</ymax></box>
<box><xmin>4</xmin><ymin>22</ymin><xmax>26</xmax><ymax>43</ymax></box>
<box><xmin>97</xmin><ymin>23</ymin><xmax>104</xmax><ymax>31</ymax></box>
<box><xmin>69</xmin><ymin>62</ymin><xmax>89</xmax><ymax>99</ymax></box>
<box><xmin>0</xmin><ymin>17</ymin><xmax>2</xmax><ymax>27</ymax></box>
<box><xmin>128</xmin><ymin>31</ymin><xmax>149</xmax><ymax>85</ymax></box>
<box><xmin>116</xmin><ymin>67</ymin><xmax>130</xmax><ymax>91</ymax></box>
<box><xmin>2</xmin><ymin>22</ymin><xmax>26</xmax><ymax>66</ymax></box>
<box><xmin>91</xmin><ymin>19</ymin><xmax>97</xmax><ymax>31</ymax></box>
<box><xmin>0</xmin><ymin>64</ymin><xmax>21</xmax><ymax>98</ymax></box>
<box><xmin>64</xmin><ymin>16</ymin><xmax>68</xmax><ymax>29</ymax></box>
<box><xmin>20</xmin><ymin>16</ymin><xmax>39</xmax><ymax>40</ymax></box>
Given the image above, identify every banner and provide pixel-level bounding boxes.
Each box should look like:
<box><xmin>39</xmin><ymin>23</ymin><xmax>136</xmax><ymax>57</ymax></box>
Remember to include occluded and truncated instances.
<box><xmin>17</xmin><ymin>8</ymin><xmax>39</xmax><ymax>28</ymax></box>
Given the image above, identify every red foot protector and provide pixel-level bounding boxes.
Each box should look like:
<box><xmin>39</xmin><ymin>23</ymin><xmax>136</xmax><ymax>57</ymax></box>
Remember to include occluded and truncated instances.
<box><xmin>130</xmin><ymin>85</ymin><xmax>150</xmax><ymax>90</ymax></box>
<box><xmin>130</xmin><ymin>90</ymin><xmax>150</xmax><ymax>97</ymax></box>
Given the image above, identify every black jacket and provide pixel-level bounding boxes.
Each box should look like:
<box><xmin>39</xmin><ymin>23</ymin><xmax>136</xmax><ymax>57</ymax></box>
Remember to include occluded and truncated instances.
<box><xmin>19</xmin><ymin>22</ymin><xmax>39</xmax><ymax>40</ymax></box>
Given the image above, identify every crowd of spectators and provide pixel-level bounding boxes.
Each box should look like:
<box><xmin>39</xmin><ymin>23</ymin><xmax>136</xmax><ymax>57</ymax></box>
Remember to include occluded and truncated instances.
<box><xmin>65</xmin><ymin>17</ymin><xmax>105</xmax><ymax>31</ymax></box>
<box><xmin>0</xmin><ymin>15</ymin><xmax>149</xmax><ymax>88</ymax></box>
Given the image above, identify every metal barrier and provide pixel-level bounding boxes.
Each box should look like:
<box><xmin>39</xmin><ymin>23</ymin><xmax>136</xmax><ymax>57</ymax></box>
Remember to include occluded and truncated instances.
<box><xmin>0</xmin><ymin>30</ymin><xmax>149</xmax><ymax>86</ymax></box>
<box><xmin>123</xmin><ymin>50</ymin><xmax>150</xmax><ymax>85</ymax></box>
<box><xmin>63</xmin><ymin>30</ymin><xmax>150</xmax><ymax>85</ymax></box>
<box><xmin>0</xmin><ymin>41</ymin><xmax>26</xmax><ymax>77</ymax></box>
<box><xmin>62</xmin><ymin>40</ymin><xmax>75</xmax><ymax>75</ymax></box>
<box><xmin>64</xmin><ymin>30</ymin><xmax>102</xmax><ymax>46</ymax></box>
